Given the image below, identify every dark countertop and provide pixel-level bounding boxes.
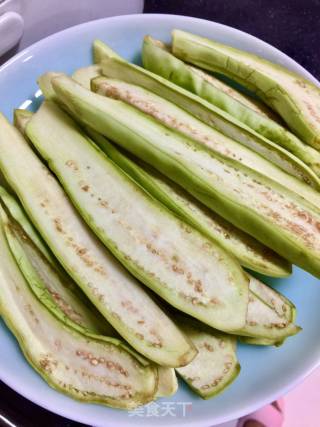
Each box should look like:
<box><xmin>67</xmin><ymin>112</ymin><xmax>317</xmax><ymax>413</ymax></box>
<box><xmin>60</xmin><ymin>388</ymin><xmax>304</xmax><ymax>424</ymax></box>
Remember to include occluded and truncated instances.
<box><xmin>0</xmin><ymin>381</ymin><xmax>86</xmax><ymax>427</ymax></box>
<box><xmin>144</xmin><ymin>0</ymin><xmax>320</xmax><ymax>80</ymax></box>
<box><xmin>1</xmin><ymin>1</ymin><xmax>319</xmax><ymax>426</ymax></box>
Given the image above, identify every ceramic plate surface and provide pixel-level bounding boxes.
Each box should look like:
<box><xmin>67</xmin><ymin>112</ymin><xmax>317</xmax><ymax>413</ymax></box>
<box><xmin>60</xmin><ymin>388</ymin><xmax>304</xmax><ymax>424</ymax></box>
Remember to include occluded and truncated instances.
<box><xmin>0</xmin><ymin>13</ymin><xmax>320</xmax><ymax>427</ymax></box>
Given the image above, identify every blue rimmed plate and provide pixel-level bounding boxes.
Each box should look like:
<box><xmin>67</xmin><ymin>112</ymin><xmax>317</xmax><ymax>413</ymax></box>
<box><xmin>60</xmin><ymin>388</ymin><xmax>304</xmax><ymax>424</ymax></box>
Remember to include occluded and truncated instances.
<box><xmin>0</xmin><ymin>13</ymin><xmax>320</xmax><ymax>427</ymax></box>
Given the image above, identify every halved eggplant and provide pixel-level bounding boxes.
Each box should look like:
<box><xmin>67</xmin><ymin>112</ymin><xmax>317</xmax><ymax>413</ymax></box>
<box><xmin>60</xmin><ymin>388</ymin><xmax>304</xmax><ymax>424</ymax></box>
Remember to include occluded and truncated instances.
<box><xmin>2</xmin><ymin>205</ymin><xmax>115</xmax><ymax>336</ymax></box>
<box><xmin>0</xmin><ymin>205</ymin><xmax>157</xmax><ymax>409</ymax></box>
<box><xmin>9</xmin><ymin>111</ymin><xmax>52</xmax><ymax>259</ymax></box>
<box><xmin>240</xmin><ymin>279</ymin><xmax>299</xmax><ymax>340</ymax></box>
<box><xmin>13</xmin><ymin>109</ymin><xmax>127</xmax><ymax>329</ymax></box>
<box><xmin>0</xmin><ymin>111</ymin><xmax>196</xmax><ymax>367</ymax></box>
<box><xmin>29</xmin><ymin>99</ymin><xmax>296</xmax><ymax>341</ymax></box>
<box><xmin>88</xmin><ymin>128</ymin><xmax>290</xmax><ymax>278</ymax></box>
<box><xmin>172</xmin><ymin>29</ymin><xmax>320</xmax><ymax>149</ymax></box>
<box><xmin>85</xmin><ymin>132</ymin><xmax>299</xmax><ymax>341</ymax></box>
<box><xmin>175</xmin><ymin>318</ymin><xmax>240</xmax><ymax>399</ymax></box>
<box><xmin>96</xmin><ymin>37</ymin><xmax>277</xmax><ymax>120</ymax></box>
<box><xmin>26</xmin><ymin>101</ymin><xmax>249</xmax><ymax>333</ymax></box>
<box><xmin>92</xmin><ymin>75</ymin><xmax>320</xmax><ymax>211</ymax></box>
<box><xmin>72</xmin><ymin>65</ymin><xmax>102</xmax><ymax>90</ymax></box>
<box><xmin>51</xmin><ymin>75</ymin><xmax>320</xmax><ymax>278</ymax></box>
<box><xmin>248</xmin><ymin>275</ymin><xmax>296</xmax><ymax>321</ymax></box>
<box><xmin>100</xmin><ymin>57</ymin><xmax>320</xmax><ymax>191</ymax></box>
<box><xmin>142</xmin><ymin>35</ymin><xmax>320</xmax><ymax>177</ymax></box>
<box><xmin>2</xmin><ymin>198</ymin><xmax>179</xmax><ymax>395</ymax></box>
<box><xmin>240</xmin><ymin>276</ymin><xmax>301</xmax><ymax>347</ymax></box>
<box><xmin>186</xmin><ymin>64</ymin><xmax>280</xmax><ymax>122</ymax></box>
<box><xmin>139</xmin><ymin>37</ymin><xmax>320</xmax><ymax>188</ymax></box>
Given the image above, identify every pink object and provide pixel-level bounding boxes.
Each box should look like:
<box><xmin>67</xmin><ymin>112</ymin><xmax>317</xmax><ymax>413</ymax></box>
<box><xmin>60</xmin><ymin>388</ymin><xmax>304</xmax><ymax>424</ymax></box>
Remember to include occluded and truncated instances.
<box><xmin>237</xmin><ymin>400</ymin><xmax>284</xmax><ymax>427</ymax></box>
<box><xmin>236</xmin><ymin>367</ymin><xmax>320</xmax><ymax>427</ymax></box>
<box><xmin>283</xmin><ymin>367</ymin><xmax>320</xmax><ymax>427</ymax></box>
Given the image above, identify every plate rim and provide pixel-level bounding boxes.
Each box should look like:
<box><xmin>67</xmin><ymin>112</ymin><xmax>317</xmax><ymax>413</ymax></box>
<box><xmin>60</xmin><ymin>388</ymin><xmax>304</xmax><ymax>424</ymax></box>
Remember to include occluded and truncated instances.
<box><xmin>1</xmin><ymin>13</ymin><xmax>318</xmax><ymax>85</ymax></box>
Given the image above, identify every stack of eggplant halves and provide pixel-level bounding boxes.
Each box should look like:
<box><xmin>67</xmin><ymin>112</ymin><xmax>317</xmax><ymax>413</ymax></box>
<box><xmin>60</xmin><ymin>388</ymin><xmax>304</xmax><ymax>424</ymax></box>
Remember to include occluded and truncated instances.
<box><xmin>2</xmin><ymin>29</ymin><xmax>320</xmax><ymax>408</ymax></box>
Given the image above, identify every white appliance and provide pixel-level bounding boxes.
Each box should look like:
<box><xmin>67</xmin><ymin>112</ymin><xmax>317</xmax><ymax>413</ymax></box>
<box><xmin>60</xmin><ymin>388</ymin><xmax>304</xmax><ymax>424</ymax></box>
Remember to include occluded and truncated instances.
<box><xmin>0</xmin><ymin>0</ymin><xmax>144</xmax><ymax>57</ymax></box>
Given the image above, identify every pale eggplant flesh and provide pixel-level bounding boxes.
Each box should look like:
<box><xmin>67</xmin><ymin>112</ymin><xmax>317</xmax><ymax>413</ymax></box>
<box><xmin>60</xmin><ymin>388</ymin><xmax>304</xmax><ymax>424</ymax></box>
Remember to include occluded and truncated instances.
<box><xmin>142</xmin><ymin>35</ymin><xmax>320</xmax><ymax>178</ymax></box>
<box><xmin>138</xmin><ymin>37</ymin><xmax>320</xmax><ymax>188</ymax></box>
<box><xmin>26</xmin><ymin>101</ymin><xmax>250</xmax><ymax>334</ymax></box>
<box><xmin>175</xmin><ymin>317</ymin><xmax>240</xmax><ymax>399</ymax></box>
<box><xmin>91</xmin><ymin>75</ymin><xmax>320</xmax><ymax>214</ymax></box>
<box><xmin>12</xmin><ymin>110</ymin><xmax>197</xmax><ymax>394</ymax></box>
<box><xmin>240</xmin><ymin>277</ymin><xmax>299</xmax><ymax>340</ymax></box>
<box><xmin>1</xmin><ymin>185</ymin><xmax>177</xmax><ymax>395</ymax></box>
<box><xmin>51</xmin><ymin>75</ymin><xmax>320</xmax><ymax>279</ymax></box>
<box><xmin>0</xmin><ymin>111</ymin><xmax>196</xmax><ymax>368</ymax></box>
<box><xmin>186</xmin><ymin>64</ymin><xmax>281</xmax><ymax>122</ymax></box>
<box><xmin>0</xmin><ymin>204</ymin><xmax>158</xmax><ymax>409</ymax></box>
<box><xmin>156</xmin><ymin>367</ymin><xmax>178</xmax><ymax>397</ymax></box>
<box><xmin>3</xmin><ymin>204</ymin><xmax>117</xmax><ymax>337</ymax></box>
<box><xmin>240</xmin><ymin>281</ymin><xmax>296</xmax><ymax>346</ymax></box>
<box><xmin>88</xmin><ymin>128</ymin><xmax>291</xmax><ymax>278</ymax></box>
<box><xmin>13</xmin><ymin>109</ymin><xmax>125</xmax><ymax>336</ymax></box>
<box><xmin>0</xmin><ymin>183</ymin><xmax>52</xmax><ymax>262</ymax></box>
<box><xmin>96</xmin><ymin>37</ymin><xmax>276</xmax><ymax>119</ymax></box>
<box><xmin>85</xmin><ymin>132</ymin><xmax>299</xmax><ymax>341</ymax></box>
<box><xmin>171</xmin><ymin>29</ymin><xmax>320</xmax><ymax>150</ymax></box>
<box><xmin>99</xmin><ymin>54</ymin><xmax>320</xmax><ymax>193</ymax></box>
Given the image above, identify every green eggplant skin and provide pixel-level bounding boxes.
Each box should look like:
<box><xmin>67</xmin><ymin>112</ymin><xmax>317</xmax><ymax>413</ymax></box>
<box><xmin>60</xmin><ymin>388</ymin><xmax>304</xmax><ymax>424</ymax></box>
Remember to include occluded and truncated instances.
<box><xmin>175</xmin><ymin>318</ymin><xmax>240</xmax><ymax>399</ymax></box>
<box><xmin>185</xmin><ymin>64</ymin><xmax>280</xmax><ymax>122</ymax></box>
<box><xmin>3</xmin><ymin>200</ymin><xmax>178</xmax><ymax>394</ymax></box>
<box><xmin>242</xmin><ymin>273</ymin><xmax>299</xmax><ymax>342</ymax></box>
<box><xmin>140</xmin><ymin>37</ymin><xmax>320</xmax><ymax>189</ymax></box>
<box><xmin>95</xmin><ymin>37</ymin><xmax>276</xmax><ymax>120</ymax></box>
<box><xmin>0</xmin><ymin>112</ymin><xmax>196</xmax><ymax>368</ymax></box>
<box><xmin>91</xmin><ymin>75</ymin><xmax>320</xmax><ymax>213</ymax></box>
<box><xmin>14</xmin><ymin>109</ymin><xmax>123</xmax><ymax>336</ymax></box>
<box><xmin>239</xmin><ymin>337</ymin><xmax>285</xmax><ymax>347</ymax></box>
<box><xmin>97</xmin><ymin>59</ymin><xmax>320</xmax><ymax>208</ymax></box>
<box><xmin>13</xmin><ymin>108</ymin><xmax>126</xmax><ymax>338</ymax></box>
<box><xmin>51</xmin><ymin>75</ymin><xmax>320</xmax><ymax>279</ymax></box>
<box><xmin>88</xmin><ymin>129</ymin><xmax>291</xmax><ymax>278</ymax></box>
<box><xmin>171</xmin><ymin>29</ymin><xmax>320</xmax><ymax>150</ymax></box>
<box><xmin>240</xmin><ymin>275</ymin><xmax>299</xmax><ymax>342</ymax></box>
<box><xmin>240</xmin><ymin>277</ymin><xmax>300</xmax><ymax>340</ymax></box>
<box><xmin>38</xmin><ymin>72</ymin><xmax>64</xmax><ymax>102</ymax></box>
<box><xmin>14</xmin><ymin>109</ymin><xmax>33</xmax><ymax>137</ymax></box>
<box><xmin>248</xmin><ymin>275</ymin><xmax>296</xmax><ymax>322</ymax></box>
<box><xmin>72</xmin><ymin>65</ymin><xmax>102</xmax><ymax>90</ymax></box>
<box><xmin>3</xmin><ymin>208</ymin><xmax>117</xmax><ymax>337</ymax></box>
<box><xmin>0</xmin><ymin>206</ymin><xmax>158</xmax><ymax>409</ymax></box>
<box><xmin>0</xmin><ymin>184</ymin><xmax>52</xmax><ymax>261</ymax></box>
<box><xmin>86</xmin><ymin>133</ymin><xmax>300</xmax><ymax>340</ymax></box>
<box><xmin>92</xmin><ymin>39</ymin><xmax>121</xmax><ymax>64</ymax></box>
<box><xmin>143</xmin><ymin>36</ymin><xmax>320</xmax><ymax>178</ymax></box>
<box><xmin>26</xmin><ymin>101</ymin><xmax>250</xmax><ymax>333</ymax></box>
